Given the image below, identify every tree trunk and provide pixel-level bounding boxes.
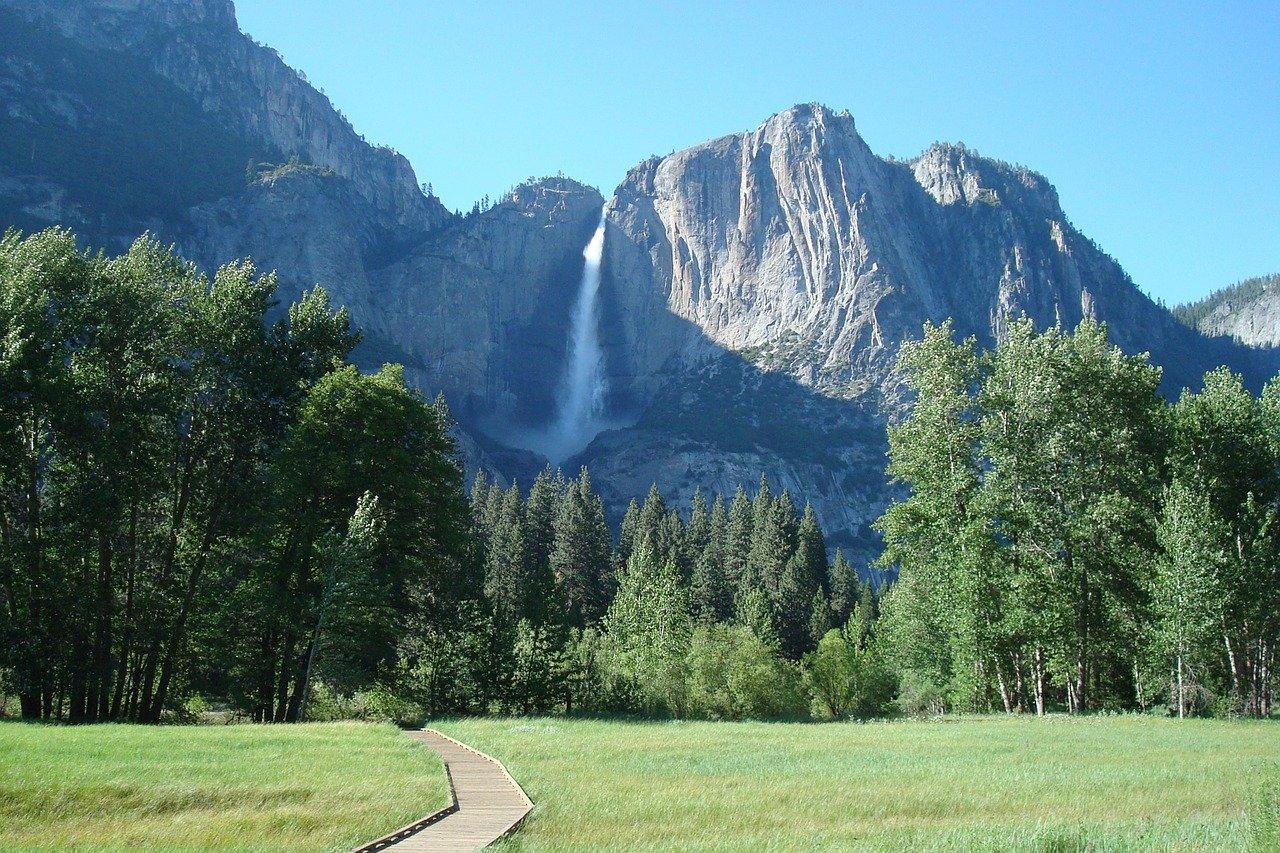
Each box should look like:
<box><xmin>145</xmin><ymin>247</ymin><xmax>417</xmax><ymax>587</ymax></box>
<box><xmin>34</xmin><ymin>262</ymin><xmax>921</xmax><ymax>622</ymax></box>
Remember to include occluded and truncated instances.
<box><xmin>1033</xmin><ymin>647</ymin><xmax>1046</xmax><ymax>716</ymax></box>
<box><xmin>93</xmin><ymin>531</ymin><xmax>114</xmax><ymax>721</ymax></box>
<box><xmin>1133</xmin><ymin>658</ymin><xmax>1145</xmax><ymax>711</ymax></box>
<box><xmin>145</xmin><ymin>490</ymin><xmax>228</xmax><ymax>722</ymax></box>
<box><xmin>1223</xmin><ymin>628</ymin><xmax>1240</xmax><ymax>712</ymax></box>
<box><xmin>1176</xmin><ymin>651</ymin><xmax>1185</xmax><ymax>719</ymax></box>
<box><xmin>111</xmin><ymin>509</ymin><xmax>138</xmax><ymax>719</ymax></box>
<box><xmin>1074</xmin><ymin>553</ymin><xmax>1089</xmax><ymax>713</ymax></box>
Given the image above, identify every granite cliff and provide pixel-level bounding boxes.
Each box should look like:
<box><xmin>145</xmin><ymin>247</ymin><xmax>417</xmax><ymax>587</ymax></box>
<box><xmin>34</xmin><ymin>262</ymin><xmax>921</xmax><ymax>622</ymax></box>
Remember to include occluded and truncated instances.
<box><xmin>3</xmin><ymin>1</ymin><xmax>1277</xmax><ymax>557</ymax></box>
<box><xmin>1175</xmin><ymin>274</ymin><xmax>1280</xmax><ymax>347</ymax></box>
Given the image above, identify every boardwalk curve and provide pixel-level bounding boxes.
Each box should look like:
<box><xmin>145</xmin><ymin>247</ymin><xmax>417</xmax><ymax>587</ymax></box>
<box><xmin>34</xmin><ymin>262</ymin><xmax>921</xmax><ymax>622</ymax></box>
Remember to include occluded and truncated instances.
<box><xmin>354</xmin><ymin>729</ymin><xmax>533</xmax><ymax>852</ymax></box>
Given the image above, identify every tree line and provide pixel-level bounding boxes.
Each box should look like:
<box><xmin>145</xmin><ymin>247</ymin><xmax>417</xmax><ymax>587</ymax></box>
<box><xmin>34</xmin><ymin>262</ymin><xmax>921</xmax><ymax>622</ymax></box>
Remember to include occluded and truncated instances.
<box><xmin>5</xmin><ymin>227</ymin><xmax>1273</xmax><ymax>723</ymax></box>
<box><xmin>877</xmin><ymin>319</ymin><xmax>1278</xmax><ymax>717</ymax></box>
<box><xmin>398</xmin><ymin>470</ymin><xmax>884</xmax><ymax>721</ymax></box>
<box><xmin>0</xmin><ymin>229</ymin><xmax>474</xmax><ymax>722</ymax></box>
<box><xmin>1</xmin><ymin>228</ymin><xmax>886</xmax><ymax>724</ymax></box>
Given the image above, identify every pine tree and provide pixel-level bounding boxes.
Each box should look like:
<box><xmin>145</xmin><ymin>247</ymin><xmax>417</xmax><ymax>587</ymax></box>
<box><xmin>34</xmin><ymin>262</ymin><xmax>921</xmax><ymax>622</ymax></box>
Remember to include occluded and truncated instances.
<box><xmin>470</xmin><ymin>470</ymin><xmax>490</xmax><ymax>522</ymax></box>
<box><xmin>796</xmin><ymin>503</ymin><xmax>830</xmax><ymax>593</ymax></box>
<box><xmin>851</xmin><ymin>583</ymin><xmax>877</xmax><ymax>648</ymax></box>
<box><xmin>808</xmin><ymin>589</ymin><xmax>833</xmax><ymax>646</ymax></box>
<box><xmin>485</xmin><ymin>484</ymin><xmax>529</xmax><ymax>624</ymax></box>
<box><xmin>725</xmin><ymin>485</ymin><xmax>754</xmax><ymax>589</ymax></box>
<box><xmin>828</xmin><ymin>549</ymin><xmax>858</xmax><ymax>627</ymax></box>
<box><xmin>743</xmin><ymin>477</ymin><xmax>776</xmax><ymax>591</ymax></box>
<box><xmin>689</xmin><ymin>494</ymin><xmax>731</xmax><ymax>623</ymax></box>
<box><xmin>550</xmin><ymin>468</ymin><xmax>611</xmax><ymax>626</ymax></box>
<box><xmin>774</xmin><ymin>551</ymin><xmax>817</xmax><ymax>659</ymax></box>
<box><xmin>636</xmin><ymin>483</ymin><xmax>683</xmax><ymax>567</ymax></box>
<box><xmin>617</xmin><ymin>498</ymin><xmax>642</xmax><ymax>566</ymax></box>
<box><xmin>662</xmin><ymin>509</ymin><xmax>687</xmax><ymax>577</ymax></box>
<box><xmin>469</xmin><ymin>471</ymin><xmax>492</xmax><ymax>559</ymax></box>
<box><xmin>525</xmin><ymin>467</ymin><xmax>563</xmax><ymax>580</ymax></box>
<box><xmin>685</xmin><ymin>489</ymin><xmax>711</xmax><ymax>567</ymax></box>
<box><xmin>638</xmin><ymin>483</ymin><xmax>668</xmax><ymax>544</ymax></box>
<box><xmin>747</xmin><ymin>479</ymin><xmax>793</xmax><ymax>604</ymax></box>
<box><xmin>581</xmin><ymin>471</ymin><xmax>614</xmax><ymax>610</ymax></box>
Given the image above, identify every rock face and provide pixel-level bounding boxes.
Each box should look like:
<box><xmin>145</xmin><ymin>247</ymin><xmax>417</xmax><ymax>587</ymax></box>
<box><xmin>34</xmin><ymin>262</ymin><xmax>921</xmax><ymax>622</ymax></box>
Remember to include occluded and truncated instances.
<box><xmin>188</xmin><ymin>169</ymin><xmax>605</xmax><ymax>427</ymax></box>
<box><xmin>1175</xmin><ymin>274</ymin><xmax>1280</xmax><ymax>347</ymax></box>
<box><xmin>3</xmin><ymin>5</ymin><xmax>1277</xmax><ymax>559</ymax></box>
<box><xmin>601</xmin><ymin>104</ymin><xmax>1270</xmax><ymax>405</ymax></box>
<box><xmin>0</xmin><ymin>0</ymin><xmax>445</xmax><ymax>232</ymax></box>
<box><xmin>576</xmin><ymin>105</ymin><xmax>1278</xmax><ymax>552</ymax></box>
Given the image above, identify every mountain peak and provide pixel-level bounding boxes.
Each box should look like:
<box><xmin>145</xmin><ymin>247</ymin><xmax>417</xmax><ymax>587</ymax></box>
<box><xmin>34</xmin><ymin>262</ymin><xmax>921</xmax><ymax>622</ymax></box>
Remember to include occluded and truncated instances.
<box><xmin>761</xmin><ymin>102</ymin><xmax>858</xmax><ymax>136</ymax></box>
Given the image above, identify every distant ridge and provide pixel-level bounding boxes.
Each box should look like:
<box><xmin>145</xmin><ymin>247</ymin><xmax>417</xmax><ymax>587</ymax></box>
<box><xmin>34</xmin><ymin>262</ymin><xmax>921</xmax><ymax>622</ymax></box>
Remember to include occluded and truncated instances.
<box><xmin>1174</xmin><ymin>274</ymin><xmax>1280</xmax><ymax>346</ymax></box>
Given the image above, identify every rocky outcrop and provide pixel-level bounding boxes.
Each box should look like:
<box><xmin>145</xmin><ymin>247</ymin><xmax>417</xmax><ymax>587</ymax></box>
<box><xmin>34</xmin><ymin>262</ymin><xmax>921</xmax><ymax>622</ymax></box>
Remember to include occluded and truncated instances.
<box><xmin>582</xmin><ymin>104</ymin><xmax>1280</xmax><ymax>550</ymax></box>
<box><xmin>0</xmin><ymin>0</ymin><xmax>446</xmax><ymax>232</ymax></box>
<box><xmin>366</xmin><ymin>178</ymin><xmax>605</xmax><ymax>424</ymax></box>
<box><xmin>184</xmin><ymin>168</ymin><xmax>605</xmax><ymax>426</ymax></box>
<box><xmin>1175</xmin><ymin>274</ymin><xmax>1280</xmax><ymax>347</ymax></box>
<box><xmin>601</xmin><ymin>104</ymin><xmax>1273</xmax><ymax>407</ymax></box>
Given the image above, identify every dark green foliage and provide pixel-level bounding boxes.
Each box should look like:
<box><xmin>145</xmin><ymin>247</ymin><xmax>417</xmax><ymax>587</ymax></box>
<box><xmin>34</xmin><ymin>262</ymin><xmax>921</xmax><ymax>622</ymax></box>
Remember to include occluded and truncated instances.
<box><xmin>0</xmin><ymin>225</ymin><xmax>859</xmax><ymax>724</ymax></box>
<box><xmin>549</xmin><ymin>469</ymin><xmax>611</xmax><ymax>626</ymax></box>
<box><xmin>525</xmin><ymin>468</ymin><xmax>564</xmax><ymax>582</ymax></box>
<box><xmin>828</xmin><ymin>550</ymin><xmax>858</xmax><ymax>627</ymax></box>
<box><xmin>0</xmin><ymin>229</ymin><xmax>475</xmax><ymax>723</ymax></box>
<box><xmin>725</xmin><ymin>486</ymin><xmax>754</xmax><ymax>589</ymax></box>
<box><xmin>689</xmin><ymin>496</ymin><xmax>732</xmax><ymax>623</ymax></box>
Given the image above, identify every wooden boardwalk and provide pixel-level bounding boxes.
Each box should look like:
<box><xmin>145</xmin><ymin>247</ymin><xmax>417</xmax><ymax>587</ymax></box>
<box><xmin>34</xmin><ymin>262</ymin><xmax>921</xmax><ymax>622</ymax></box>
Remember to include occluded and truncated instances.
<box><xmin>354</xmin><ymin>729</ymin><xmax>533</xmax><ymax>853</ymax></box>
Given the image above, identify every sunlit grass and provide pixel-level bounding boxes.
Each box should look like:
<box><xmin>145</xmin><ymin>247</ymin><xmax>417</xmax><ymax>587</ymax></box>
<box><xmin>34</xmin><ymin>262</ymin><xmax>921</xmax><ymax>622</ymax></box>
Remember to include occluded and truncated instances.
<box><xmin>0</xmin><ymin>720</ymin><xmax>447</xmax><ymax>852</ymax></box>
<box><xmin>439</xmin><ymin>715</ymin><xmax>1279</xmax><ymax>851</ymax></box>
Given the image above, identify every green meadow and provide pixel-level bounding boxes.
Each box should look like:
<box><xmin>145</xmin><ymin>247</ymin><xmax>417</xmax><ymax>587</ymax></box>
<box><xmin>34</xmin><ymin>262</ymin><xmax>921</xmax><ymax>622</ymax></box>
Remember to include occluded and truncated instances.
<box><xmin>2</xmin><ymin>715</ymin><xmax>1276</xmax><ymax>851</ymax></box>
<box><xmin>0</xmin><ymin>721</ymin><xmax>447</xmax><ymax>852</ymax></box>
<box><xmin>439</xmin><ymin>715</ymin><xmax>1280</xmax><ymax>852</ymax></box>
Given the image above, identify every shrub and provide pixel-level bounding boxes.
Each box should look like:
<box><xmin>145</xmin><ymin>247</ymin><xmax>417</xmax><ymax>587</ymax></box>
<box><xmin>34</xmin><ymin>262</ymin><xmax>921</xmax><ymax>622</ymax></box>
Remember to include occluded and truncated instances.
<box><xmin>895</xmin><ymin>670</ymin><xmax>947</xmax><ymax>717</ymax></box>
<box><xmin>685</xmin><ymin>624</ymin><xmax>809</xmax><ymax>720</ymax></box>
<box><xmin>805</xmin><ymin>628</ymin><xmax>896</xmax><ymax>720</ymax></box>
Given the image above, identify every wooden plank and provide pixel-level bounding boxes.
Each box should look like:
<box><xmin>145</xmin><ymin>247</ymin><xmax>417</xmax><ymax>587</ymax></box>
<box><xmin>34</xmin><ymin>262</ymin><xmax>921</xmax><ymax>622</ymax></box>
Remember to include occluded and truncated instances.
<box><xmin>354</xmin><ymin>729</ymin><xmax>533</xmax><ymax>853</ymax></box>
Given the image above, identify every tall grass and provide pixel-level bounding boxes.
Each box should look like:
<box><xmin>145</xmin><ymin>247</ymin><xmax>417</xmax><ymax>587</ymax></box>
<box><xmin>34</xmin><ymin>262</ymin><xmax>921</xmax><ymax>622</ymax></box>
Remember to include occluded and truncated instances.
<box><xmin>439</xmin><ymin>715</ymin><xmax>1278</xmax><ymax>852</ymax></box>
<box><xmin>1249</xmin><ymin>762</ymin><xmax>1280</xmax><ymax>852</ymax></box>
<box><xmin>0</xmin><ymin>720</ymin><xmax>447</xmax><ymax>852</ymax></box>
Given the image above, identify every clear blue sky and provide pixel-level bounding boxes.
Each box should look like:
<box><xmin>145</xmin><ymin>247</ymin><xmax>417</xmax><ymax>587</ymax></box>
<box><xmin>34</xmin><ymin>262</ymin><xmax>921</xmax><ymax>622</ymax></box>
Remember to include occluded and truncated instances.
<box><xmin>234</xmin><ymin>0</ymin><xmax>1278</xmax><ymax>305</ymax></box>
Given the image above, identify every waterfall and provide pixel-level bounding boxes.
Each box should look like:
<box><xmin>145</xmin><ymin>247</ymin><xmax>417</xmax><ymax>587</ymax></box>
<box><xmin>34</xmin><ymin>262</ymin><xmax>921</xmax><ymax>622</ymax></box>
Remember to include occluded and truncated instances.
<box><xmin>519</xmin><ymin>208</ymin><xmax>612</xmax><ymax>464</ymax></box>
<box><xmin>555</xmin><ymin>209</ymin><xmax>609</xmax><ymax>444</ymax></box>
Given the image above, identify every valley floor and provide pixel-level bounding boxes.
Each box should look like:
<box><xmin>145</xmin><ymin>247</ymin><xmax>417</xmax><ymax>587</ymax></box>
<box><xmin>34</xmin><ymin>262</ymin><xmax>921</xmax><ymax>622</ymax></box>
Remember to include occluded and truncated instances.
<box><xmin>1</xmin><ymin>715</ymin><xmax>1275</xmax><ymax>851</ymax></box>
<box><xmin>0</xmin><ymin>720</ymin><xmax>448</xmax><ymax>852</ymax></box>
<box><xmin>438</xmin><ymin>715</ymin><xmax>1279</xmax><ymax>852</ymax></box>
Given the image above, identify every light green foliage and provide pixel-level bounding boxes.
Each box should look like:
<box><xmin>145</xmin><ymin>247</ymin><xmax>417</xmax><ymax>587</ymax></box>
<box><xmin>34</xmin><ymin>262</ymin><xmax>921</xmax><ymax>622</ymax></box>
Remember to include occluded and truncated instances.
<box><xmin>876</xmin><ymin>319</ymin><xmax>1191</xmax><ymax>715</ymax></box>
<box><xmin>684</xmin><ymin>623</ymin><xmax>808</xmax><ymax>720</ymax></box>
<box><xmin>599</xmin><ymin>543</ymin><xmax>692</xmax><ymax>716</ymax></box>
<box><xmin>1153</xmin><ymin>481</ymin><xmax>1227</xmax><ymax>716</ymax></box>
<box><xmin>806</xmin><ymin>627</ymin><xmax>895</xmax><ymax>719</ymax></box>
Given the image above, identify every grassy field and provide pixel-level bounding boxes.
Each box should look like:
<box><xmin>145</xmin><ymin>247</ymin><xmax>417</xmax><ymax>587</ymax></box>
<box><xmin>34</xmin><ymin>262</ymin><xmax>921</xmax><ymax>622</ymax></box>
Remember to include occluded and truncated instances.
<box><xmin>439</xmin><ymin>715</ymin><xmax>1279</xmax><ymax>851</ymax></box>
<box><xmin>0</xmin><ymin>720</ymin><xmax>448</xmax><ymax>852</ymax></box>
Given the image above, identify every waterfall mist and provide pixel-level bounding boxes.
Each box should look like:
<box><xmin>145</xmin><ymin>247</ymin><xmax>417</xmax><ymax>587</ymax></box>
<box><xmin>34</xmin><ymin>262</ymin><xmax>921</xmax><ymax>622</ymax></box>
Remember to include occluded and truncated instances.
<box><xmin>513</xmin><ymin>208</ymin><xmax>618</xmax><ymax>464</ymax></box>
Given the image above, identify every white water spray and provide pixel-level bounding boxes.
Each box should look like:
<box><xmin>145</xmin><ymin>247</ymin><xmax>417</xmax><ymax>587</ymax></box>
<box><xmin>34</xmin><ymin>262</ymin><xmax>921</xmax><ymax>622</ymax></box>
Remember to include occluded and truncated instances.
<box><xmin>517</xmin><ymin>208</ymin><xmax>613</xmax><ymax>464</ymax></box>
<box><xmin>556</xmin><ymin>210</ymin><xmax>609</xmax><ymax>439</ymax></box>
